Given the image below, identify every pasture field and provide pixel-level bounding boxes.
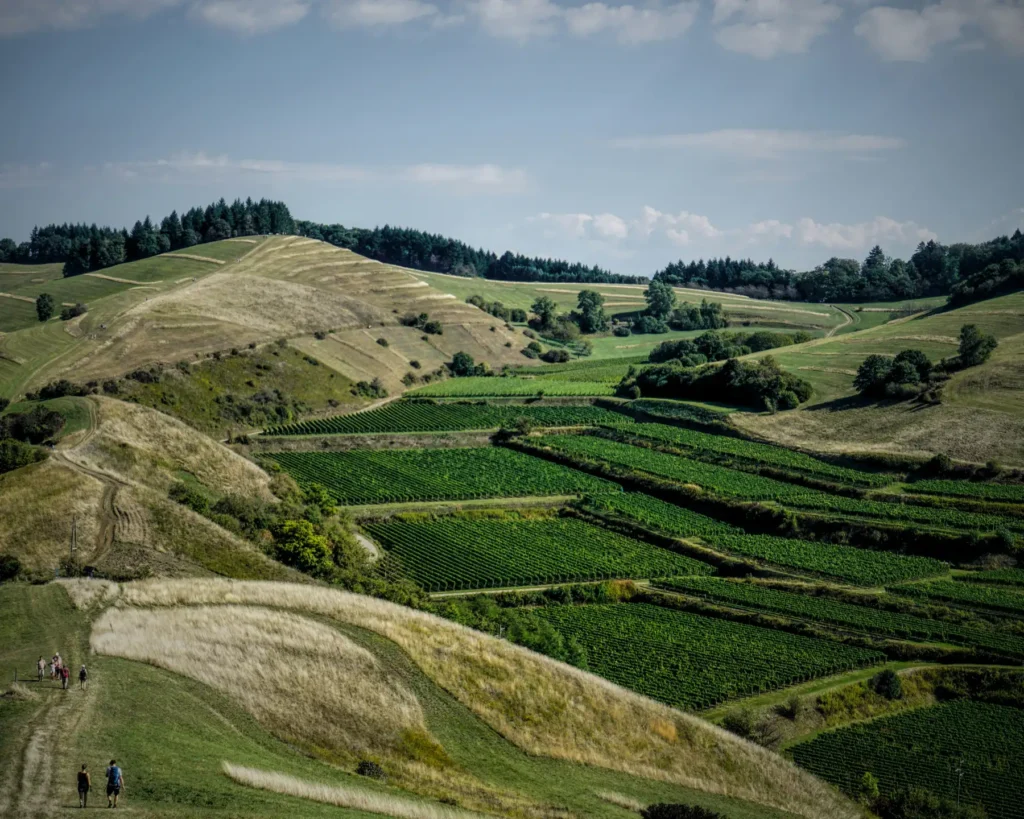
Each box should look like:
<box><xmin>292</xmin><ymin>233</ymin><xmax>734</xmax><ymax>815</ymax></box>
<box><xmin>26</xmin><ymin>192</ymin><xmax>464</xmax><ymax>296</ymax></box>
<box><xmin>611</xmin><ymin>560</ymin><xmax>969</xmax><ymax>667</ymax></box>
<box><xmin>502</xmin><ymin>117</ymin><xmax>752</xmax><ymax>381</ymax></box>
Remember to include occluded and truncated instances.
<box><xmin>411</xmin><ymin>377</ymin><xmax>616</xmax><ymax>397</ymax></box>
<box><xmin>0</xmin><ymin>261</ymin><xmax>64</xmax><ymax>290</ymax></box>
<box><xmin>790</xmin><ymin>700</ymin><xmax>1024</xmax><ymax>819</ymax></box>
<box><xmin>582</xmin><ymin>493</ymin><xmax>947</xmax><ymax>585</ymax></box>
<box><xmin>264</xmin><ymin>401</ymin><xmax>630</xmax><ymax>436</ymax></box>
<box><xmin>266</xmin><ymin>447</ymin><xmax>618</xmax><ymax>505</ymax></box>
<box><xmin>905</xmin><ymin>478</ymin><xmax>1024</xmax><ymax>504</ymax></box>
<box><xmin>892</xmin><ymin>579</ymin><xmax>1024</xmax><ymax>615</ymax></box>
<box><xmin>536</xmin><ymin>602</ymin><xmax>884</xmax><ymax>710</ymax></box>
<box><xmin>661</xmin><ymin>577</ymin><xmax>1024</xmax><ymax>659</ymax></box>
<box><xmin>534</xmin><ymin>434</ymin><xmax>1024</xmax><ymax>534</ymax></box>
<box><xmin>364</xmin><ymin>515</ymin><xmax>711</xmax><ymax>591</ymax></box>
<box><xmin>0</xmin><ymin>295</ymin><xmax>38</xmax><ymax>332</ymax></box>
<box><xmin>604</xmin><ymin>423</ymin><xmax>894</xmax><ymax>488</ymax></box>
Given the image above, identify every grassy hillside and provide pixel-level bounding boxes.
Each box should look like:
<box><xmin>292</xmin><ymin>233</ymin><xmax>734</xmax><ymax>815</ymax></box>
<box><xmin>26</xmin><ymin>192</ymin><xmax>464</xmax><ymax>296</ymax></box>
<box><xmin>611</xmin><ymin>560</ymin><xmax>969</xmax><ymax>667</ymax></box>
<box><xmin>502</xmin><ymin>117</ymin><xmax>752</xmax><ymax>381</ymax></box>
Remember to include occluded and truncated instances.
<box><xmin>0</xmin><ymin>579</ymin><xmax>855</xmax><ymax>819</ymax></box>
<box><xmin>0</xmin><ymin>237</ymin><xmax>530</xmax><ymax>402</ymax></box>
<box><xmin>0</xmin><ymin>396</ymin><xmax>292</xmax><ymax>581</ymax></box>
<box><xmin>735</xmin><ymin>291</ymin><xmax>1024</xmax><ymax>464</ymax></box>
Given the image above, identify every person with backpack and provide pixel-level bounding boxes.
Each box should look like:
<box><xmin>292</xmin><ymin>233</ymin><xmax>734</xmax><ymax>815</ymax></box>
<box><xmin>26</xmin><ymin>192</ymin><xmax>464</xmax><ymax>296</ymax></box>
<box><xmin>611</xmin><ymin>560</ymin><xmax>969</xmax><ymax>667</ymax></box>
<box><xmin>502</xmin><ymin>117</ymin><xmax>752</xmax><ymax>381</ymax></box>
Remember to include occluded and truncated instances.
<box><xmin>77</xmin><ymin>764</ymin><xmax>91</xmax><ymax>808</ymax></box>
<box><xmin>79</xmin><ymin>665</ymin><xmax>88</xmax><ymax>690</ymax></box>
<box><xmin>105</xmin><ymin>760</ymin><xmax>125</xmax><ymax>808</ymax></box>
<box><xmin>61</xmin><ymin>664</ymin><xmax>70</xmax><ymax>691</ymax></box>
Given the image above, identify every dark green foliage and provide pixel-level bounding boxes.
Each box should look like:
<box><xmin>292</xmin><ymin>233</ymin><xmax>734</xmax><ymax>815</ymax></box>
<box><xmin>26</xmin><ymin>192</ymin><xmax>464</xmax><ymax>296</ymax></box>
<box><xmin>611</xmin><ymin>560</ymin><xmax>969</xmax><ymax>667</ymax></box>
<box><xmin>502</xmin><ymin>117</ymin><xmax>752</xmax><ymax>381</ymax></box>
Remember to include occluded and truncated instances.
<box><xmin>893</xmin><ymin>349</ymin><xmax>933</xmax><ymax>381</ymax></box>
<box><xmin>648</xmin><ymin>329</ymin><xmax>799</xmax><ymax>364</ymax></box>
<box><xmin>30</xmin><ymin>380</ymin><xmax>90</xmax><ymax>399</ymax></box>
<box><xmin>0</xmin><ymin>406</ymin><xmax>65</xmax><ymax>444</ymax></box>
<box><xmin>376</xmin><ymin>337</ymin><xmax>389</xmax><ymax>347</ymax></box>
<box><xmin>669</xmin><ymin>299</ymin><xmax>729</xmax><ymax>331</ymax></box>
<box><xmin>958</xmin><ymin>324</ymin><xmax>999</xmax><ymax>367</ymax></box>
<box><xmin>644</xmin><ymin>280</ymin><xmax>677</xmax><ymax>319</ymax></box>
<box><xmin>0</xmin><ymin>553</ymin><xmax>21</xmax><ymax>582</ymax></box>
<box><xmin>271</xmin><ymin>519</ymin><xmax>332</xmax><ymax>576</ymax></box>
<box><xmin>59</xmin><ymin>303</ymin><xmax>87</xmax><ymax>321</ymax></box>
<box><xmin>571</xmin><ymin>289</ymin><xmax>610</xmax><ymax>333</ymax></box>
<box><xmin>449</xmin><ymin>351</ymin><xmax>487</xmax><ymax>377</ymax></box>
<box><xmin>642</xmin><ymin>804</ymin><xmax>723</xmax><ymax>819</ymax></box>
<box><xmin>35</xmin><ymin>293</ymin><xmax>54</xmax><ymax>322</ymax></box>
<box><xmin>0</xmin><ymin>398</ymin><xmax>8</xmax><ymax>412</ymax></box>
<box><xmin>353</xmin><ymin>378</ymin><xmax>388</xmax><ymax>399</ymax></box>
<box><xmin>466</xmin><ymin>295</ymin><xmax>527</xmax><ymax>323</ymax></box>
<box><xmin>632</xmin><ymin>315</ymin><xmax>670</xmax><ymax>334</ymax></box>
<box><xmin>168</xmin><ymin>481</ymin><xmax>211</xmax><ymax>515</ymax></box>
<box><xmin>872</xmin><ymin>668</ymin><xmax>904</xmax><ymax>699</ymax></box>
<box><xmin>355</xmin><ymin>761</ymin><xmax>386</xmax><ymax>781</ymax></box>
<box><xmin>949</xmin><ymin>257</ymin><xmax>1024</xmax><ymax>308</ymax></box>
<box><xmin>873</xmin><ymin>788</ymin><xmax>987</xmax><ymax>819</ymax></box>
<box><xmin>540</xmin><ymin>348</ymin><xmax>572</xmax><ymax>364</ymax></box>
<box><xmin>0</xmin><ymin>438</ymin><xmax>47</xmax><ymax>474</ymax></box>
<box><xmin>613</xmin><ymin>325</ymin><xmax>631</xmax><ymax>337</ymax></box>
<box><xmin>855</xmin><ymin>352</ymin><xmax>931</xmax><ymax>398</ymax></box>
<box><xmin>627</xmin><ymin>357</ymin><xmax>813</xmax><ymax>410</ymax></box>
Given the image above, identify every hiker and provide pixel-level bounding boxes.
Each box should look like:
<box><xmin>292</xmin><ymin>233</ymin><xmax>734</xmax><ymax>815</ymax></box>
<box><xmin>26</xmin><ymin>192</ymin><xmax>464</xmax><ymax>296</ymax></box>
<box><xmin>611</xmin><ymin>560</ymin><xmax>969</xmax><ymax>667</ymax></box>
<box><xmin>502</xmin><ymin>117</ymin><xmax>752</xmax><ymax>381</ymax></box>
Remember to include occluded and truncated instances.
<box><xmin>37</xmin><ymin>656</ymin><xmax>45</xmax><ymax>682</ymax></box>
<box><xmin>79</xmin><ymin>665</ymin><xmax>88</xmax><ymax>690</ymax></box>
<box><xmin>77</xmin><ymin>764</ymin><xmax>91</xmax><ymax>808</ymax></box>
<box><xmin>61</xmin><ymin>664</ymin><xmax>70</xmax><ymax>690</ymax></box>
<box><xmin>50</xmin><ymin>656</ymin><xmax>58</xmax><ymax>681</ymax></box>
<box><xmin>105</xmin><ymin>760</ymin><xmax>124</xmax><ymax>808</ymax></box>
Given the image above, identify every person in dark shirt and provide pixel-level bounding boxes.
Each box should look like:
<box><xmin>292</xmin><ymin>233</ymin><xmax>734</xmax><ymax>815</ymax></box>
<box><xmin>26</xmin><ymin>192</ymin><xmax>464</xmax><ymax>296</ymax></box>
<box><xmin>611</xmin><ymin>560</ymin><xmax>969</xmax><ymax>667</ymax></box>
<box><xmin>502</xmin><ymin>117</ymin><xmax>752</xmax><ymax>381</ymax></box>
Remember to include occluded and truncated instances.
<box><xmin>77</xmin><ymin>764</ymin><xmax>91</xmax><ymax>808</ymax></box>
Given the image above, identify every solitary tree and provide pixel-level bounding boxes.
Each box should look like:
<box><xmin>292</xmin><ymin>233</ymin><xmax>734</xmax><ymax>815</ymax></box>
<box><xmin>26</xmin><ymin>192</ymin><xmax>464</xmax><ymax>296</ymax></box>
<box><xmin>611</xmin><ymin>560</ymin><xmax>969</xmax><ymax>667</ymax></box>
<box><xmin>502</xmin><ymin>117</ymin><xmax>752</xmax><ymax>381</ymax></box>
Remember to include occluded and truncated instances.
<box><xmin>530</xmin><ymin>296</ymin><xmax>558</xmax><ymax>329</ymax></box>
<box><xmin>958</xmin><ymin>324</ymin><xmax>998</xmax><ymax>367</ymax></box>
<box><xmin>573</xmin><ymin>290</ymin><xmax>609</xmax><ymax>333</ymax></box>
<box><xmin>644</xmin><ymin>280</ymin><xmax>677</xmax><ymax>319</ymax></box>
<box><xmin>35</xmin><ymin>293</ymin><xmax>55</xmax><ymax>322</ymax></box>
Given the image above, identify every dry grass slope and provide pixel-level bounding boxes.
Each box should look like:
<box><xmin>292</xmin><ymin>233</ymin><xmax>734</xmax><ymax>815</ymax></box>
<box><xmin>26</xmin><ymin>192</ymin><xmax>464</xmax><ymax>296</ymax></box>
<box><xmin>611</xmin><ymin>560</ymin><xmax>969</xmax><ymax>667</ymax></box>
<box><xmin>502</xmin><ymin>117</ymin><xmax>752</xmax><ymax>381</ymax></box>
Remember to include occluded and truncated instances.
<box><xmin>110</xmin><ymin>578</ymin><xmax>858</xmax><ymax>819</ymax></box>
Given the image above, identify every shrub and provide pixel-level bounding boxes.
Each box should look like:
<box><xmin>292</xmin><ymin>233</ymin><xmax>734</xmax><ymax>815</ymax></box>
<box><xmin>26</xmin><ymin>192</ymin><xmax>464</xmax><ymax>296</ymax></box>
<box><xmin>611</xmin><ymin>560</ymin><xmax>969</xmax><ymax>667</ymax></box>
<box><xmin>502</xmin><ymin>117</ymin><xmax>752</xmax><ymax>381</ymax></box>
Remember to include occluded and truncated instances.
<box><xmin>126</xmin><ymin>369</ymin><xmax>160</xmax><ymax>384</ymax></box>
<box><xmin>376</xmin><ymin>338</ymin><xmax>389</xmax><ymax>347</ymax></box>
<box><xmin>0</xmin><ymin>439</ymin><xmax>46</xmax><ymax>474</ymax></box>
<box><xmin>777</xmin><ymin>390</ymin><xmax>800</xmax><ymax>410</ymax></box>
<box><xmin>0</xmin><ymin>398</ymin><xmax>8</xmax><ymax>412</ymax></box>
<box><xmin>642</xmin><ymin>805</ymin><xmax>723</xmax><ymax>819</ymax></box>
<box><xmin>521</xmin><ymin>347</ymin><xmax>539</xmax><ymax>359</ymax></box>
<box><xmin>313</xmin><ymin>330</ymin><xmax>328</xmax><ymax>340</ymax></box>
<box><xmin>422</xmin><ymin>320</ymin><xmax>443</xmax><ymax>335</ymax></box>
<box><xmin>59</xmin><ymin>303</ymin><xmax>88</xmax><ymax>321</ymax></box>
<box><xmin>272</xmin><ymin>519</ymin><xmax>332</xmax><ymax>576</ymax></box>
<box><xmin>633</xmin><ymin>315</ymin><xmax>670</xmax><ymax>334</ymax></box>
<box><xmin>872</xmin><ymin>668</ymin><xmax>903</xmax><ymax>700</ymax></box>
<box><xmin>0</xmin><ymin>406</ymin><xmax>66</xmax><ymax>444</ymax></box>
<box><xmin>36</xmin><ymin>293</ymin><xmax>55</xmax><ymax>322</ymax></box>
<box><xmin>527</xmin><ymin>341</ymin><xmax>543</xmax><ymax>353</ymax></box>
<box><xmin>613</xmin><ymin>325</ymin><xmax>631</xmax><ymax>337</ymax></box>
<box><xmin>168</xmin><ymin>481</ymin><xmax>211</xmax><ymax>515</ymax></box>
<box><xmin>409</xmin><ymin>360</ymin><xmax>421</xmax><ymax>369</ymax></box>
<box><xmin>355</xmin><ymin>761</ymin><xmax>386</xmax><ymax>781</ymax></box>
<box><xmin>858</xmin><ymin>772</ymin><xmax>880</xmax><ymax>804</ymax></box>
<box><xmin>0</xmin><ymin>553</ymin><xmax>22</xmax><ymax>582</ymax></box>
<box><xmin>540</xmin><ymin>348</ymin><xmax>572</xmax><ymax>364</ymax></box>
<box><xmin>958</xmin><ymin>324</ymin><xmax>998</xmax><ymax>368</ymax></box>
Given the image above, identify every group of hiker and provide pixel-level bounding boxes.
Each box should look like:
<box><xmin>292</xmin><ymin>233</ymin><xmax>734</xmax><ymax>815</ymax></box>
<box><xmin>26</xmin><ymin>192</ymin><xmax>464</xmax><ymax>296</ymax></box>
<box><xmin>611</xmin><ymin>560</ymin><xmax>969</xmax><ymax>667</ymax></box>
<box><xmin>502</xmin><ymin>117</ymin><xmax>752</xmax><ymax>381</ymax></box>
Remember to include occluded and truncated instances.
<box><xmin>37</xmin><ymin>653</ymin><xmax>87</xmax><ymax>691</ymax></box>
<box><xmin>76</xmin><ymin>760</ymin><xmax>126</xmax><ymax>809</ymax></box>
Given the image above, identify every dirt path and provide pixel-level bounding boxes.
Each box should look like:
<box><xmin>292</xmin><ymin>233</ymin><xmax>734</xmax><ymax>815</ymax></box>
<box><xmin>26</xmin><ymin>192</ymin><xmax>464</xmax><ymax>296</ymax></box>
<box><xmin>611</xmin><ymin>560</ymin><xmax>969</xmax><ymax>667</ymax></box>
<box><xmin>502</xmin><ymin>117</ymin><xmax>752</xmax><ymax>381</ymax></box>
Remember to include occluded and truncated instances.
<box><xmin>825</xmin><ymin>306</ymin><xmax>854</xmax><ymax>338</ymax></box>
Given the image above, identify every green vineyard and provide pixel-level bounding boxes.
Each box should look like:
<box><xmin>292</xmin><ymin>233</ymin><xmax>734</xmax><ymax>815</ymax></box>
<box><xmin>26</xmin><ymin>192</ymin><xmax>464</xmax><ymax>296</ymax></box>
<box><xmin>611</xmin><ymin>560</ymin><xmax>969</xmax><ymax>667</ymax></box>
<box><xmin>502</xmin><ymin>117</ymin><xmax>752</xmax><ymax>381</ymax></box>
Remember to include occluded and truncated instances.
<box><xmin>892</xmin><ymin>579</ymin><xmax>1024</xmax><ymax>616</ymax></box>
<box><xmin>791</xmin><ymin>701</ymin><xmax>1024</xmax><ymax>819</ymax></box>
<box><xmin>410</xmin><ymin>377</ymin><xmax>616</xmax><ymax>398</ymax></box>
<box><xmin>266</xmin><ymin>447</ymin><xmax>618</xmax><ymax>505</ymax></box>
<box><xmin>264</xmin><ymin>402</ymin><xmax>630</xmax><ymax>436</ymax></box>
<box><xmin>603</xmin><ymin>423</ymin><xmax>893</xmax><ymax>488</ymax></box>
<box><xmin>364</xmin><ymin>516</ymin><xmax>711</xmax><ymax>591</ymax></box>
<box><xmin>906</xmin><ymin>479</ymin><xmax>1024</xmax><ymax>504</ymax></box>
<box><xmin>970</xmin><ymin>568</ymin><xmax>1024</xmax><ymax>587</ymax></box>
<box><xmin>535</xmin><ymin>603</ymin><xmax>884</xmax><ymax>709</ymax></box>
<box><xmin>660</xmin><ymin>577</ymin><xmax>1024</xmax><ymax>659</ymax></box>
<box><xmin>535</xmin><ymin>434</ymin><xmax>1024</xmax><ymax>534</ymax></box>
<box><xmin>583</xmin><ymin>493</ymin><xmax>947</xmax><ymax>585</ymax></box>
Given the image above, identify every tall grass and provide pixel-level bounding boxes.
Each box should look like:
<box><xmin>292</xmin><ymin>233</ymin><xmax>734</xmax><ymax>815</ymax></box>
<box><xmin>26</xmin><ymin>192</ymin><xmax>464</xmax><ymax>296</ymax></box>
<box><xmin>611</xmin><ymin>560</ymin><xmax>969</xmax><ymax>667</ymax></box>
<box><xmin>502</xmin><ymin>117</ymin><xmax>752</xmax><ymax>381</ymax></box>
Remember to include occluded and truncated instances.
<box><xmin>222</xmin><ymin>763</ymin><xmax>485</xmax><ymax>819</ymax></box>
<box><xmin>115</xmin><ymin>579</ymin><xmax>858</xmax><ymax>819</ymax></box>
<box><xmin>91</xmin><ymin>605</ymin><xmax>429</xmax><ymax>763</ymax></box>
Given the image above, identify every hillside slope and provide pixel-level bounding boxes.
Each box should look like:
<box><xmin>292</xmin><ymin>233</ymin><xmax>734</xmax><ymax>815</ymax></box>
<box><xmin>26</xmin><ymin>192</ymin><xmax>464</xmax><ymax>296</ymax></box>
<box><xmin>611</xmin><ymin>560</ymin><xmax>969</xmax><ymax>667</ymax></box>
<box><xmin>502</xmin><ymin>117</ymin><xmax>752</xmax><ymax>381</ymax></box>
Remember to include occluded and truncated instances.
<box><xmin>734</xmin><ymin>292</ymin><xmax>1024</xmax><ymax>464</ymax></box>
<box><xmin>37</xmin><ymin>577</ymin><xmax>856</xmax><ymax>819</ymax></box>
<box><xmin>0</xmin><ymin>236</ymin><xmax>529</xmax><ymax>400</ymax></box>
<box><xmin>0</xmin><ymin>396</ymin><xmax>292</xmax><ymax>581</ymax></box>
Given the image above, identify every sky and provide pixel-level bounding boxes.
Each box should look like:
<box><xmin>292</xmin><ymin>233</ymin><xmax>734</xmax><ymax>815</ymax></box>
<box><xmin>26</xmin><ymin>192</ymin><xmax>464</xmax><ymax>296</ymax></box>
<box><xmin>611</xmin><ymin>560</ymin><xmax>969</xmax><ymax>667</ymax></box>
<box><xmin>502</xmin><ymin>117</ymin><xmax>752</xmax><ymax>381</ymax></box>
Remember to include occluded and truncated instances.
<box><xmin>0</xmin><ymin>0</ymin><xmax>1022</xmax><ymax>276</ymax></box>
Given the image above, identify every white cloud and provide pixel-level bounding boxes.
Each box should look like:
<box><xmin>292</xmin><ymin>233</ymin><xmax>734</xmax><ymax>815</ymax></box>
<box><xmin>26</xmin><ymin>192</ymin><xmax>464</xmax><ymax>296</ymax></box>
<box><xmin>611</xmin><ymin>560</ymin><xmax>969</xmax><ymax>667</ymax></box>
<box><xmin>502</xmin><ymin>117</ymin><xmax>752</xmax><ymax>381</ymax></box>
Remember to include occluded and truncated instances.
<box><xmin>790</xmin><ymin>216</ymin><xmax>937</xmax><ymax>250</ymax></box>
<box><xmin>611</xmin><ymin>129</ymin><xmax>907</xmax><ymax>159</ymax></box>
<box><xmin>467</xmin><ymin>0</ymin><xmax>561</xmax><ymax>40</ymax></box>
<box><xmin>856</xmin><ymin>1</ymin><xmax>1024</xmax><ymax>61</ymax></box>
<box><xmin>0</xmin><ymin>0</ymin><xmax>183</xmax><ymax>35</ymax></box>
<box><xmin>0</xmin><ymin>162</ymin><xmax>54</xmax><ymax>189</ymax></box>
<box><xmin>564</xmin><ymin>1</ymin><xmax>698</xmax><ymax>44</ymax></box>
<box><xmin>191</xmin><ymin>1</ymin><xmax>311</xmax><ymax>34</ymax></box>
<box><xmin>530</xmin><ymin>205</ymin><xmax>722</xmax><ymax>245</ymax></box>
<box><xmin>326</xmin><ymin>0</ymin><xmax>439</xmax><ymax>28</ymax></box>
<box><xmin>592</xmin><ymin>212</ymin><xmax>630</xmax><ymax>238</ymax></box>
<box><xmin>712</xmin><ymin>0</ymin><xmax>842</xmax><ymax>58</ymax></box>
<box><xmin>103</xmin><ymin>152</ymin><xmax>527</xmax><ymax>192</ymax></box>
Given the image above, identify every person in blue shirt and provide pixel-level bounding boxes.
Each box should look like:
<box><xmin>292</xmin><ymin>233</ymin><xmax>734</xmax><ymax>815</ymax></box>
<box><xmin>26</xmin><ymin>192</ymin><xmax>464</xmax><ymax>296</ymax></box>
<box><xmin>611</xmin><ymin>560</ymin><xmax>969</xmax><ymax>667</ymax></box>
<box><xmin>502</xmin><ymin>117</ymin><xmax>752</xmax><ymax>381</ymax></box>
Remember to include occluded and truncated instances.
<box><xmin>105</xmin><ymin>760</ymin><xmax>125</xmax><ymax>808</ymax></box>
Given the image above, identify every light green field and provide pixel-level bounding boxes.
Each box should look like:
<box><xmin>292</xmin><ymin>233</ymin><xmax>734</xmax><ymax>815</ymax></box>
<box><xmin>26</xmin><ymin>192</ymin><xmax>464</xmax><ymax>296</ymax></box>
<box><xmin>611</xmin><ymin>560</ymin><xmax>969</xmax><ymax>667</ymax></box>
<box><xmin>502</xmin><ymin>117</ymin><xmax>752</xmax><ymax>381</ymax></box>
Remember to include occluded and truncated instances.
<box><xmin>0</xmin><ymin>261</ymin><xmax>64</xmax><ymax>291</ymax></box>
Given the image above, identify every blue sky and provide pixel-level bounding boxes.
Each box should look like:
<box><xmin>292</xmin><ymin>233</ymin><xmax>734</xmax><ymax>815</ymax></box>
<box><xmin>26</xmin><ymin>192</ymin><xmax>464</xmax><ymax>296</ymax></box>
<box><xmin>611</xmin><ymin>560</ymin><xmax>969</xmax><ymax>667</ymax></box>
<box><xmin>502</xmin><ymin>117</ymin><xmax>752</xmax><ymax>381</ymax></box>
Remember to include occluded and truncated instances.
<box><xmin>1</xmin><ymin>0</ymin><xmax>1022</xmax><ymax>275</ymax></box>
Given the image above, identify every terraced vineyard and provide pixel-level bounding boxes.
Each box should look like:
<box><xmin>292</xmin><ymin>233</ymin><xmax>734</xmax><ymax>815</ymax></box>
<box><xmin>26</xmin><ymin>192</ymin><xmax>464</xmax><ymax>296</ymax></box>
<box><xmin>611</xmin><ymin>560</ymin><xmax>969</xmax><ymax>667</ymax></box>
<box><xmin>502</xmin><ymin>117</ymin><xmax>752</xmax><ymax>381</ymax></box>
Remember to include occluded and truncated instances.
<box><xmin>661</xmin><ymin>577</ymin><xmax>1024</xmax><ymax>658</ymax></box>
<box><xmin>604</xmin><ymin>423</ymin><xmax>893</xmax><ymax>488</ymax></box>
<box><xmin>536</xmin><ymin>603</ymin><xmax>884</xmax><ymax>709</ymax></box>
<box><xmin>411</xmin><ymin>377</ymin><xmax>616</xmax><ymax>397</ymax></box>
<box><xmin>905</xmin><ymin>479</ymin><xmax>1024</xmax><ymax>504</ymax></box>
<box><xmin>535</xmin><ymin>434</ymin><xmax>1024</xmax><ymax>534</ymax></box>
<box><xmin>264</xmin><ymin>402</ymin><xmax>630</xmax><ymax>436</ymax></box>
<box><xmin>970</xmin><ymin>568</ymin><xmax>1024</xmax><ymax>587</ymax></box>
<box><xmin>892</xmin><ymin>579</ymin><xmax>1024</xmax><ymax>615</ymax></box>
<box><xmin>364</xmin><ymin>516</ymin><xmax>711</xmax><ymax>591</ymax></box>
<box><xmin>266</xmin><ymin>447</ymin><xmax>618</xmax><ymax>505</ymax></box>
<box><xmin>583</xmin><ymin>493</ymin><xmax>947</xmax><ymax>585</ymax></box>
<box><xmin>791</xmin><ymin>701</ymin><xmax>1024</xmax><ymax>819</ymax></box>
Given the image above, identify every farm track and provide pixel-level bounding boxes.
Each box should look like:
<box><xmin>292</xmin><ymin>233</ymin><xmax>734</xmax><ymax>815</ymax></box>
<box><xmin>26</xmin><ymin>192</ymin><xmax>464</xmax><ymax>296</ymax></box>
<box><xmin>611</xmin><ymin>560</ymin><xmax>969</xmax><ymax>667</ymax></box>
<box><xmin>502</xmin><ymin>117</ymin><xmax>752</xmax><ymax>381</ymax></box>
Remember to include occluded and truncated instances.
<box><xmin>826</xmin><ymin>306</ymin><xmax>854</xmax><ymax>337</ymax></box>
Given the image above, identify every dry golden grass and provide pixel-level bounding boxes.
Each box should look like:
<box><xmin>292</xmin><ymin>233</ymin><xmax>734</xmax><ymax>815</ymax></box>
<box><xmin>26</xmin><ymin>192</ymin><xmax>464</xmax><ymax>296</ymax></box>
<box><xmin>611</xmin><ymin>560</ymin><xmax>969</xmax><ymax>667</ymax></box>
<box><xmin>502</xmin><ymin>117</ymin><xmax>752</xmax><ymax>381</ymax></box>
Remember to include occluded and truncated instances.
<box><xmin>222</xmin><ymin>763</ymin><xmax>486</xmax><ymax>819</ymax></box>
<box><xmin>4</xmin><ymin>683</ymin><xmax>40</xmax><ymax>702</ymax></box>
<box><xmin>92</xmin><ymin>605</ymin><xmax>429</xmax><ymax>762</ymax></box>
<box><xmin>67</xmin><ymin>396</ymin><xmax>272</xmax><ymax>497</ymax></box>
<box><xmin>59</xmin><ymin>578</ymin><xmax>120</xmax><ymax>609</ymax></box>
<box><xmin>0</xmin><ymin>460</ymin><xmax>103</xmax><ymax>572</ymax></box>
<box><xmin>116</xmin><ymin>579</ymin><xmax>857</xmax><ymax>819</ymax></box>
<box><xmin>596</xmin><ymin>791</ymin><xmax>645</xmax><ymax>811</ymax></box>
